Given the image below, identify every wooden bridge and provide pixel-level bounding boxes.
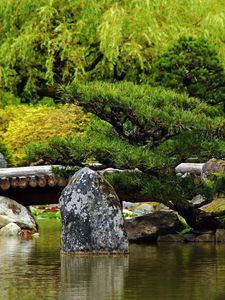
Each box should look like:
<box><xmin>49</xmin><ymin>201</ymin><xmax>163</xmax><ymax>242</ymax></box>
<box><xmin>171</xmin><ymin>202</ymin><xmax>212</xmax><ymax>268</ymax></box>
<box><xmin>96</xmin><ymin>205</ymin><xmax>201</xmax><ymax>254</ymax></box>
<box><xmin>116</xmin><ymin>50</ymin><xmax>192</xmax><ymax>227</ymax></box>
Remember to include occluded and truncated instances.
<box><xmin>0</xmin><ymin>163</ymin><xmax>205</xmax><ymax>206</ymax></box>
<box><xmin>0</xmin><ymin>166</ymin><xmax>67</xmax><ymax>206</ymax></box>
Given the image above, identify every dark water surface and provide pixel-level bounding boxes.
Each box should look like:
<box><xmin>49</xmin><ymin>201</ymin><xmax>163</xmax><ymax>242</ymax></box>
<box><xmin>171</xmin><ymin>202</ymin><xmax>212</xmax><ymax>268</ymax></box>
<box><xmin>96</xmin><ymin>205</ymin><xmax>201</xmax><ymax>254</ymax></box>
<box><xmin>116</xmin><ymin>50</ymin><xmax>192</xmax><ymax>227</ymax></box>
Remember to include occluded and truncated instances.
<box><xmin>1</xmin><ymin>220</ymin><xmax>225</xmax><ymax>300</ymax></box>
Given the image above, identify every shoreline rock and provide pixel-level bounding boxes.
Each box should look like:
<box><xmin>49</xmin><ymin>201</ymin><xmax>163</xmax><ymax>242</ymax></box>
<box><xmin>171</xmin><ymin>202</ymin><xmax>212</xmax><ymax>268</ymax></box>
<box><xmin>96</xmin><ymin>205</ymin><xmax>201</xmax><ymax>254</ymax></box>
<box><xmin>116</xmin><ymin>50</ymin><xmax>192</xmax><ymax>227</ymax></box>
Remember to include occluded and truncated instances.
<box><xmin>125</xmin><ymin>211</ymin><xmax>181</xmax><ymax>242</ymax></box>
<box><xmin>0</xmin><ymin>196</ymin><xmax>38</xmax><ymax>237</ymax></box>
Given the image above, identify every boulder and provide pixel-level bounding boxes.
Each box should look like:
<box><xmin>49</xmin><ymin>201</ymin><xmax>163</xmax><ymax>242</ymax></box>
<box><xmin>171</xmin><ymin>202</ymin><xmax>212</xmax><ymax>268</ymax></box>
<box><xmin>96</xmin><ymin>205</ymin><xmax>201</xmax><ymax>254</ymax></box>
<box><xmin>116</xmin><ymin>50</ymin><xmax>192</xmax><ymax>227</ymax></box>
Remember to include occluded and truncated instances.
<box><xmin>0</xmin><ymin>196</ymin><xmax>37</xmax><ymax>230</ymax></box>
<box><xmin>59</xmin><ymin>167</ymin><xmax>129</xmax><ymax>254</ymax></box>
<box><xmin>201</xmin><ymin>159</ymin><xmax>225</xmax><ymax>181</ymax></box>
<box><xmin>0</xmin><ymin>223</ymin><xmax>21</xmax><ymax>236</ymax></box>
<box><xmin>0</xmin><ymin>153</ymin><xmax>7</xmax><ymax>168</ymax></box>
<box><xmin>124</xmin><ymin>211</ymin><xmax>181</xmax><ymax>242</ymax></box>
<box><xmin>200</xmin><ymin>197</ymin><xmax>225</xmax><ymax>214</ymax></box>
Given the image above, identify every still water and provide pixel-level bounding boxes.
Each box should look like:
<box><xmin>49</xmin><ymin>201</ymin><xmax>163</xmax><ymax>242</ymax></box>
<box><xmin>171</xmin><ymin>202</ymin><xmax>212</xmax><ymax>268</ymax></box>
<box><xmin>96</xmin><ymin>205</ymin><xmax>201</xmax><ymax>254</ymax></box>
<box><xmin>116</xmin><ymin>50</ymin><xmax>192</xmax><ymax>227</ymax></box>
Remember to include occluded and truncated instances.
<box><xmin>1</xmin><ymin>220</ymin><xmax>225</xmax><ymax>300</ymax></box>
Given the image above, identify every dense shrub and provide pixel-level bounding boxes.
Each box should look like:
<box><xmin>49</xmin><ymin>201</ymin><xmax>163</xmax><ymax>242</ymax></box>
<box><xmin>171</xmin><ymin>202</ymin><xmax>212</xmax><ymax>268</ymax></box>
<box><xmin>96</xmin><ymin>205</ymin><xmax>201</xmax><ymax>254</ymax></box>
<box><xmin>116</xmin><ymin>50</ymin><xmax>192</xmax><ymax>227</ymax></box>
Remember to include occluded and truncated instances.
<box><xmin>0</xmin><ymin>104</ymin><xmax>89</xmax><ymax>165</ymax></box>
<box><xmin>151</xmin><ymin>36</ymin><xmax>225</xmax><ymax>107</ymax></box>
<box><xmin>0</xmin><ymin>92</ymin><xmax>20</xmax><ymax>108</ymax></box>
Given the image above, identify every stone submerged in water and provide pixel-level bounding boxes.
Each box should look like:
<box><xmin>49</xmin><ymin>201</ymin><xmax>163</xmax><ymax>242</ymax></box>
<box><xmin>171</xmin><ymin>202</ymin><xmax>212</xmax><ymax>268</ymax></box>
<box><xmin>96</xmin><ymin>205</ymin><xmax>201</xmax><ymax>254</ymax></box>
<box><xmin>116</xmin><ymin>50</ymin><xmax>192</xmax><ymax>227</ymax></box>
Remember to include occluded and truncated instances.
<box><xmin>59</xmin><ymin>167</ymin><xmax>129</xmax><ymax>254</ymax></box>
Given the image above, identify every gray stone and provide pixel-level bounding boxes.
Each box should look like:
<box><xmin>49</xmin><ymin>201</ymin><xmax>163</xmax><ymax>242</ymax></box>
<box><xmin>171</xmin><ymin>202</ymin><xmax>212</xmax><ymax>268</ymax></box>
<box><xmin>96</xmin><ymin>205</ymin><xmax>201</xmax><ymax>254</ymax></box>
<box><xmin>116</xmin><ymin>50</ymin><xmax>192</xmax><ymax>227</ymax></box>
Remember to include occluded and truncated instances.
<box><xmin>157</xmin><ymin>234</ymin><xmax>185</xmax><ymax>243</ymax></box>
<box><xmin>201</xmin><ymin>159</ymin><xmax>225</xmax><ymax>181</ymax></box>
<box><xmin>0</xmin><ymin>223</ymin><xmax>21</xmax><ymax>236</ymax></box>
<box><xmin>157</xmin><ymin>203</ymin><xmax>171</xmax><ymax>211</ymax></box>
<box><xmin>123</xmin><ymin>201</ymin><xmax>134</xmax><ymax>210</ymax></box>
<box><xmin>0</xmin><ymin>196</ymin><xmax>37</xmax><ymax>230</ymax></box>
<box><xmin>124</xmin><ymin>211</ymin><xmax>181</xmax><ymax>242</ymax></box>
<box><xmin>0</xmin><ymin>153</ymin><xmax>7</xmax><ymax>168</ymax></box>
<box><xmin>194</xmin><ymin>231</ymin><xmax>215</xmax><ymax>242</ymax></box>
<box><xmin>215</xmin><ymin>229</ymin><xmax>225</xmax><ymax>242</ymax></box>
<box><xmin>175</xmin><ymin>163</ymin><xmax>204</xmax><ymax>175</ymax></box>
<box><xmin>190</xmin><ymin>194</ymin><xmax>207</xmax><ymax>208</ymax></box>
<box><xmin>59</xmin><ymin>167</ymin><xmax>129</xmax><ymax>254</ymax></box>
<box><xmin>133</xmin><ymin>203</ymin><xmax>154</xmax><ymax>215</ymax></box>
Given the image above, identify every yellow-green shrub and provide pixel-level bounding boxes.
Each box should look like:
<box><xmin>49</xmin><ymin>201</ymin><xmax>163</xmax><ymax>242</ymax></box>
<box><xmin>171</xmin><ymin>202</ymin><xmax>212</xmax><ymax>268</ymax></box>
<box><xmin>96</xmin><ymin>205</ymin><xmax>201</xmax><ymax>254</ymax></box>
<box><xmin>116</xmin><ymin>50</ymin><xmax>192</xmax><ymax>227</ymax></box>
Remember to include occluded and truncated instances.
<box><xmin>0</xmin><ymin>104</ymin><xmax>89</xmax><ymax>165</ymax></box>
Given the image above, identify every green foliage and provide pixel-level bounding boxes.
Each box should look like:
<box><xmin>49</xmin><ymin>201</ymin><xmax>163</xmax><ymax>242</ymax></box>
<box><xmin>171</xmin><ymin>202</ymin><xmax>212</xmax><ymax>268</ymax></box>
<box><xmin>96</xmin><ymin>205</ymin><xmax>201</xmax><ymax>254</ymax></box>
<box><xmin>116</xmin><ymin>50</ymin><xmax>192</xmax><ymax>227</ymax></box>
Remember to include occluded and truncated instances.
<box><xmin>25</xmin><ymin>81</ymin><xmax>225</xmax><ymax>204</ymax></box>
<box><xmin>0</xmin><ymin>139</ymin><xmax>15</xmax><ymax>166</ymax></box>
<box><xmin>65</xmin><ymin>81</ymin><xmax>224</xmax><ymax>151</ymax></box>
<box><xmin>24</xmin><ymin>118</ymin><xmax>155</xmax><ymax>169</ymax></box>
<box><xmin>105</xmin><ymin>172</ymin><xmax>144</xmax><ymax>195</ymax></box>
<box><xmin>151</xmin><ymin>36</ymin><xmax>225</xmax><ymax>106</ymax></box>
<box><xmin>0</xmin><ymin>104</ymin><xmax>89</xmax><ymax>165</ymax></box>
<box><xmin>30</xmin><ymin>206</ymin><xmax>61</xmax><ymax>219</ymax></box>
<box><xmin>0</xmin><ymin>92</ymin><xmax>20</xmax><ymax>108</ymax></box>
<box><xmin>203</xmin><ymin>173</ymin><xmax>225</xmax><ymax>197</ymax></box>
<box><xmin>0</xmin><ymin>0</ymin><xmax>224</xmax><ymax>102</ymax></box>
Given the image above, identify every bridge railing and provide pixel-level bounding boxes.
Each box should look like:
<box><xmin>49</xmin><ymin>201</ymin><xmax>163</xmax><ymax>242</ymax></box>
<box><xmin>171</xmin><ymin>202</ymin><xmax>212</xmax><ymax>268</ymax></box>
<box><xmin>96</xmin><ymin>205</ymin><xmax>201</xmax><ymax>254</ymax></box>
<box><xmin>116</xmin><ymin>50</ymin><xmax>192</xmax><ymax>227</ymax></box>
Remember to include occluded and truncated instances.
<box><xmin>0</xmin><ymin>165</ymin><xmax>67</xmax><ymax>191</ymax></box>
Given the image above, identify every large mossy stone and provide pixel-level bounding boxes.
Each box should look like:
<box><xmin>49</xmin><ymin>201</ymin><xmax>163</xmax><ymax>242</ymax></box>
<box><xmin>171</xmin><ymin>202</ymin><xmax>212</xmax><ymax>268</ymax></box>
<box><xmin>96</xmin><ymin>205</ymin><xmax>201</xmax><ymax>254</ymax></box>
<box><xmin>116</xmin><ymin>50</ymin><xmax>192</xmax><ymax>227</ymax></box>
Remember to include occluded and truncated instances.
<box><xmin>59</xmin><ymin>167</ymin><xmax>129</xmax><ymax>254</ymax></box>
<box><xmin>201</xmin><ymin>198</ymin><xmax>225</xmax><ymax>213</ymax></box>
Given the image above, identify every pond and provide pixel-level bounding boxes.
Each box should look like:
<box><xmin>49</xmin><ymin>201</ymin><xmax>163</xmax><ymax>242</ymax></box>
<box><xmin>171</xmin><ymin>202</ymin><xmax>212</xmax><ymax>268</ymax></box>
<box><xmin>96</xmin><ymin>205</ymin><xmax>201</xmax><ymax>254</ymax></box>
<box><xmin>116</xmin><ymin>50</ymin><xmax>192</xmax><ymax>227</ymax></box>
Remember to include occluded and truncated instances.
<box><xmin>0</xmin><ymin>220</ymin><xmax>225</xmax><ymax>300</ymax></box>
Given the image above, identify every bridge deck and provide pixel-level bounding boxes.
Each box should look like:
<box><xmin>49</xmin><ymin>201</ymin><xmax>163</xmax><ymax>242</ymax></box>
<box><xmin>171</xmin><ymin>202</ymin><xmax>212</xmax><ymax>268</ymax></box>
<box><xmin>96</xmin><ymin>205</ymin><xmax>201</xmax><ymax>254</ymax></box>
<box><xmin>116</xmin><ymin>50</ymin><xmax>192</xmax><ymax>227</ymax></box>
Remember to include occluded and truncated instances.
<box><xmin>0</xmin><ymin>165</ymin><xmax>67</xmax><ymax>191</ymax></box>
<box><xmin>0</xmin><ymin>163</ymin><xmax>205</xmax><ymax>206</ymax></box>
<box><xmin>0</xmin><ymin>165</ymin><xmax>67</xmax><ymax>206</ymax></box>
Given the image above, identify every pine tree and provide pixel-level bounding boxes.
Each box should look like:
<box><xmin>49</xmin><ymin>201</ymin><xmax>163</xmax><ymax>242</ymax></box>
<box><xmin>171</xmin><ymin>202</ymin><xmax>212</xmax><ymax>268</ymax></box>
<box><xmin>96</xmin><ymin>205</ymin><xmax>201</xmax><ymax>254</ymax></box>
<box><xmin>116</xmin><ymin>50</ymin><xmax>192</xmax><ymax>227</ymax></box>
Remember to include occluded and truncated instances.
<box><xmin>25</xmin><ymin>81</ymin><xmax>225</xmax><ymax>229</ymax></box>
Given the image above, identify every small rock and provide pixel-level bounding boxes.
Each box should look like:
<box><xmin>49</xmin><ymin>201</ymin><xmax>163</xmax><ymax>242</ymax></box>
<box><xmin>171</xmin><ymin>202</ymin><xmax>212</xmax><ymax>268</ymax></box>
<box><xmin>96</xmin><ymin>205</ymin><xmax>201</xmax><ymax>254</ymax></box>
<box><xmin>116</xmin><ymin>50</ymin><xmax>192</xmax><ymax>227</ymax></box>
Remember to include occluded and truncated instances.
<box><xmin>194</xmin><ymin>231</ymin><xmax>215</xmax><ymax>242</ymax></box>
<box><xmin>156</xmin><ymin>203</ymin><xmax>171</xmax><ymax>211</ymax></box>
<box><xmin>190</xmin><ymin>195</ymin><xmax>207</xmax><ymax>208</ymax></box>
<box><xmin>183</xmin><ymin>233</ymin><xmax>196</xmax><ymax>242</ymax></box>
<box><xmin>157</xmin><ymin>234</ymin><xmax>185</xmax><ymax>243</ymax></box>
<box><xmin>133</xmin><ymin>203</ymin><xmax>154</xmax><ymax>215</ymax></box>
<box><xmin>123</xmin><ymin>201</ymin><xmax>134</xmax><ymax>210</ymax></box>
<box><xmin>0</xmin><ymin>196</ymin><xmax>37</xmax><ymax>230</ymax></box>
<box><xmin>0</xmin><ymin>223</ymin><xmax>21</xmax><ymax>236</ymax></box>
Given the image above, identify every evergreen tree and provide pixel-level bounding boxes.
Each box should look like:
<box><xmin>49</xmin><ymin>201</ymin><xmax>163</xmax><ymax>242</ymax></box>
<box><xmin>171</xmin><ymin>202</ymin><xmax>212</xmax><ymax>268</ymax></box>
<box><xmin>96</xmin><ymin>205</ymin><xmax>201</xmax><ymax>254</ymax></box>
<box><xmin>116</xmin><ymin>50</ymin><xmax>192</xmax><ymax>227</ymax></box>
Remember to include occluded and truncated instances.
<box><xmin>25</xmin><ymin>81</ymin><xmax>225</xmax><ymax>229</ymax></box>
<box><xmin>151</xmin><ymin>36</ymin><xmax>225</xmax><ymax>107</ymax></box>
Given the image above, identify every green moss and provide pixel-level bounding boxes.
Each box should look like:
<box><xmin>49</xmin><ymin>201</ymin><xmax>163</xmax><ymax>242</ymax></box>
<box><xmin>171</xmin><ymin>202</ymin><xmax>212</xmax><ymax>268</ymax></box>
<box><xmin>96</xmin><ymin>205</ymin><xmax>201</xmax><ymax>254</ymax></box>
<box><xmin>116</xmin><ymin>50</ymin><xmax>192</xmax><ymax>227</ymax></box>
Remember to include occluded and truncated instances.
<box><xmin>201</xmin><ymin>198</ymin><xmax>225</xmax><ymax>213</ymax></box>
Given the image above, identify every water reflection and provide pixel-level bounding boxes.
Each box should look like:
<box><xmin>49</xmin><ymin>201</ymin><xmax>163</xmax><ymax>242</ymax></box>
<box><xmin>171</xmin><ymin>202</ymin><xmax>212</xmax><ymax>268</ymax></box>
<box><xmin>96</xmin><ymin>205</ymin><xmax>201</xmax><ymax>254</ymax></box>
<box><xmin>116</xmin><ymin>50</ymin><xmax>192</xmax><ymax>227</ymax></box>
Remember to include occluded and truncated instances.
<box><xmin>1</xmin><ymin>221</ymin><xmax>225</xmax><ymax>300</ymax></box>
<box><xmin>0</xmin><ymin>220</ymin><xmax>61</xmax><ymax>300</ymax></box>
<box><xmin>60</xmin><ymin>255</ymin><xmax>129</xmax><ymax>300</ymax></box>
<box><xmin>124</xmin><ymin>244</ymin><xmax>225</xmax><ymax>300</ymax></box>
